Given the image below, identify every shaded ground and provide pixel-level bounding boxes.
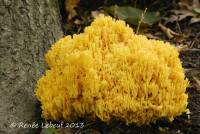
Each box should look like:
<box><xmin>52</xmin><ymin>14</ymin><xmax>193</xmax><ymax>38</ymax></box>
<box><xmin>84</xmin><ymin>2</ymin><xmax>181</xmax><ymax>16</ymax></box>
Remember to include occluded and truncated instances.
<box><xmin>42</xmin><ymin>0</ymin><xmax>200</xmax><ymax>133</ymax></box>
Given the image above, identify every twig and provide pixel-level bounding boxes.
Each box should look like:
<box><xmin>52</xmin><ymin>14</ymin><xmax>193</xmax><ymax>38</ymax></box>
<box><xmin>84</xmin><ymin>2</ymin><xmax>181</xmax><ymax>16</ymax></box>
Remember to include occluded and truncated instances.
<box><xmin>158</xmin><ymin>22</ymin><xmax>180</xmax><ymax>39</ymax></box>
<box><xmin>134</xmin><ymin>0</ymin><xmax>138</xmax><ymax>8</ymax></box>
<box><xmin>176</xmin><ymin>21</ymin><xmax>182</xmax><ymax>34</ymax></box>
<box><xmin>176</xmin><ymin>44</ymin><xmax>188</xmax><ymax>52</ymax></box>
<box><xmin>114</xmin><ymin>5</ymin><xmax>118</xmax><ymax>18</ymax></box>
<box><xmin>190</xmin><ymin>32</ymin><xmax>200</xmax><ymax>48</ymax></box>
<box><xmin>136</xmin><ymin>8</ymin><xmax>147</xmax><ymax>34</ymax></box>
<box><xmin>178</xmin><ymin>47</ymin><xmax>200</xmax><ymax>53</ymax></box>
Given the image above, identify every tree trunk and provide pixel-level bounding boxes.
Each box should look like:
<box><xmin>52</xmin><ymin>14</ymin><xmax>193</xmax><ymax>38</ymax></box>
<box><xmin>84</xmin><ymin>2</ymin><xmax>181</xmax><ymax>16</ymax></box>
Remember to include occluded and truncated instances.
<box><xmin>0</xmin><ymin>0</ymin><xmax>63</xmax><ymax>133</ymax></box>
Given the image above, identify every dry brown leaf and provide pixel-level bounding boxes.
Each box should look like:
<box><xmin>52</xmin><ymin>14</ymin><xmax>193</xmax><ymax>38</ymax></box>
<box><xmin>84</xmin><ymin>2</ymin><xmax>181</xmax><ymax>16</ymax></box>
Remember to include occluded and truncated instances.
<box><xmin>190</xmin><ymin>17</ymin><xmax>200</xmax><ymax>24</ymax></box>
<box><xmin>91</xmin><ymin>11</ymin><xmax>102</xmax><ymax>19</ymax></box>
<box><xmin>192</xmin><ymin>0</ymin><xmax>200</xmax><ymax>8</ymax></box>
<box><xmin>179</xmin><ymin>1</ymin><xmax>193</xmax><ymax>10</ymax></box>
<box><xmin>179</xmin><ymin>0</ymin><xmax>200</xmax><ymax>10</ymax></box>
<box><xmin>74</xmin><ymin>19</ymin><xmax>81</xmax><ymax>25</ymax></box>
<box><xmin>65</xmin><ymin>0</ymin><xmax>80</xmax><ymax>21</ymax></box>
<box><xmin>167</xmin><ymin>1</ymin><xmax>200</xmax><ymax>24</ymax></box>
<box><xmin>173</xmin><ymin>10</ymin><xmax>197</xmax><ymax>21</ymax></box>
<box><xmin>165</xmin><ymin>15</ymin><xmax>178</xmax><ymax>24</ymax></box>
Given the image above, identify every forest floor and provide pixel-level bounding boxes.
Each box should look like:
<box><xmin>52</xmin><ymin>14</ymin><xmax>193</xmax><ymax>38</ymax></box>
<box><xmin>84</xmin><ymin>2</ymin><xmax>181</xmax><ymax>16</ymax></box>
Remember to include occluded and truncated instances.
<box><xmin>42</xmin><ymin>0</ymin><xmax>200</xmax><ymax>134</ymax></box>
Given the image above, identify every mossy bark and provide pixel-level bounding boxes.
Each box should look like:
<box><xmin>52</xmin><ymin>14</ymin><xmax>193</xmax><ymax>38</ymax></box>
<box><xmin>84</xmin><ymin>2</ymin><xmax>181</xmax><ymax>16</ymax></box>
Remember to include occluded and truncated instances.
<box><xmin>0</xmin><ymin>0</ymin><xmax>63</xmax><ymax>133</ymax></box>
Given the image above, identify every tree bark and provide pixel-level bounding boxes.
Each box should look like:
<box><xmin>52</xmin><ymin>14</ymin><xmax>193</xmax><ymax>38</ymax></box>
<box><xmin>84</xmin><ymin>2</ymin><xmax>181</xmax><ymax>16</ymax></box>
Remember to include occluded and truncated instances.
<box><xmin>0</xmin><ymin>0</ymin><xmax>63</xmax><ymax>133</ymax></box>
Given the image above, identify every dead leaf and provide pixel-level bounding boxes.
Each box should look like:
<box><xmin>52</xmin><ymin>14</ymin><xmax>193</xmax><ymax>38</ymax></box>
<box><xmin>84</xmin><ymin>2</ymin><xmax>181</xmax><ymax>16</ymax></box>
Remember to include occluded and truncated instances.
<box><xmin>176</xmin><ymin>44</ymin><xmax>189</xmax><ymax>52</ymax></box>
<box><xmin>166</xmin><ymin>1</ymin><xmax>200</xmax><ymax>24</ymax></box>
<box><xmin>178</xmin><ymin>1</ymin><xmax>193</xmax><ymax>10</ymax></box>
<box><xmin>192</xmin><ymin>0</ymin><xmax>200</xmax><ymax>8</ymax></box>
<box><xmin>173</xmin><ymin>10</ymin><xmax>196</xmax><ymax>21</ymax></box>
<box><xmin>189</xmin><ymin>17</ymin><xmax>200</xmax><ymax>24</ymax></box>
<box><xmin>179</xmin><ymin>0</ymin><xmax>199</xmax><ymax>10</ymax></box>
<box><xmin>91</xmin><ymin>10</ymin><xmax>102</xmax><ymax>19</ymax></box>
<box><xmin>74</xmin><ymin>19</ymin><xmax>81</xmax><ymax>25</ymax></box>
<box><xmin>193</xmin><ymin>8</ymin><xmax>200</xmax><ymax>14</ymax></box>
<box><xmin>165</xmin><ymin>15</ymin><xmax>178</xmax><ymax>24</ymax></box>
<box><xmin>65</xmin><ymin>0</ymin><xmax>80</xmax><ymax>21</ymax></box>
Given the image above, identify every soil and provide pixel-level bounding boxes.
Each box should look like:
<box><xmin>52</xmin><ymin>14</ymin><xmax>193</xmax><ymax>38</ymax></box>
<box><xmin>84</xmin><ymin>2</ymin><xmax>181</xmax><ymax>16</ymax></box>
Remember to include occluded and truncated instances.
<box><xmin>50</xmin><ymin>0</ymin><xmax>200</xmax><ymax>133</ymax></box>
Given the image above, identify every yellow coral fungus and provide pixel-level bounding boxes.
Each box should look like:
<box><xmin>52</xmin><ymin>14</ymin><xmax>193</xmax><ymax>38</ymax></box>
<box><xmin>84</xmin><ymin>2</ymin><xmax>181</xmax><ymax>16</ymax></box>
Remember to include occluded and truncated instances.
<box><xmin>35</xmin><ymin>15</ymin><xmax>189</xmax><ymax>125</ymax></box>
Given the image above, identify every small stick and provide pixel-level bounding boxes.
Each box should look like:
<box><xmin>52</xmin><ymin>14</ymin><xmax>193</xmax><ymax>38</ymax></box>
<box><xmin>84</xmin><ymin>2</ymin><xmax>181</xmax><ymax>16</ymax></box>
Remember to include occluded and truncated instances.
<box><xmin>114</xmin><ymin>5</ymin><xmax>118</xmax><ymax>18</ymax></box>
<box><xmin>134</xmin><ymin>0</ymin><xmax>138</xmax><ymax>8</ymax></box>
<box><xmin>176</xmin><ymin>21</ymin><xmax>182</xmax><ymax>34</ymax></box>
<box><xmin>136</xmin><ymin>8</ymin><xmax>147</xmax><ymax>34</ymax></box>
<box><xmin>158</xmin><ymin>23</ymin><xmax>180</xmax><ymax>39</ymax></box>
<box><xmin>176</xmin><ymin>44</ymin><xmax>188</xmax><ymax>52</ymax></box>
<box><xmin>190</xmin><ymin>32</ymin><xmax>200</xmax><ymax>48</ymax></box>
